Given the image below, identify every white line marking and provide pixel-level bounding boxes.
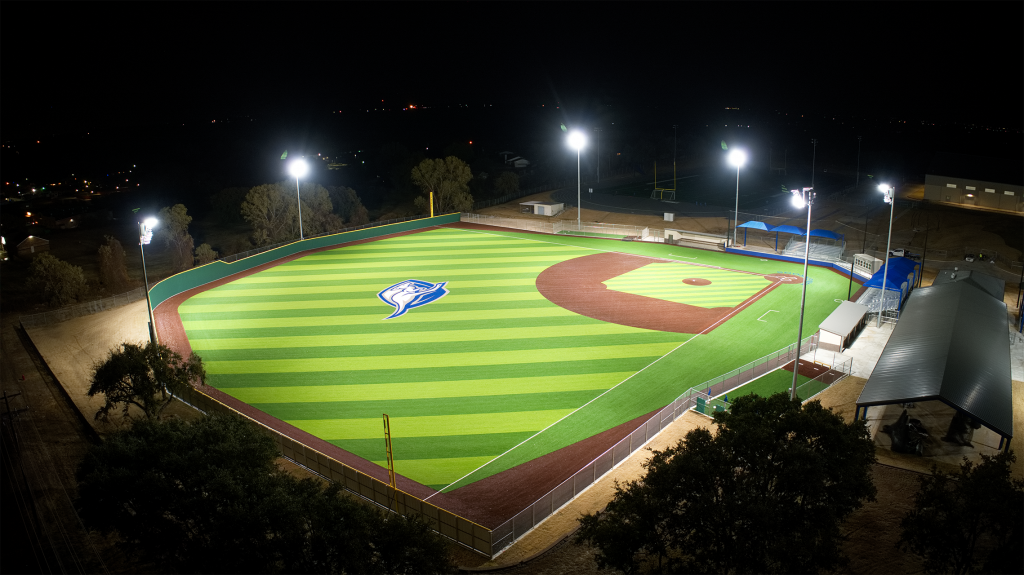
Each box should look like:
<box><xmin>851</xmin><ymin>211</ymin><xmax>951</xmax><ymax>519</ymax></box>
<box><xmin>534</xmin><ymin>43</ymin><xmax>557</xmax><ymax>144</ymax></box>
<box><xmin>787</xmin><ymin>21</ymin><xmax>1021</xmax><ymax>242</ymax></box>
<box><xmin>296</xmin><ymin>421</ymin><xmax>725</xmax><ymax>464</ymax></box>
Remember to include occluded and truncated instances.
<box><xmin>757</xmin><ymin>310</ymin><xmax>780</xmax><ymax>322</ymax></box>
<box><xmin>670</xmin><ymin>254</ymin><xmax>697</xmax><ymax>259</ymax></box>
<box><xmin>425</xmin><ymin>333</ymin><xmax>703</xmax><ymax>498</ymax></box>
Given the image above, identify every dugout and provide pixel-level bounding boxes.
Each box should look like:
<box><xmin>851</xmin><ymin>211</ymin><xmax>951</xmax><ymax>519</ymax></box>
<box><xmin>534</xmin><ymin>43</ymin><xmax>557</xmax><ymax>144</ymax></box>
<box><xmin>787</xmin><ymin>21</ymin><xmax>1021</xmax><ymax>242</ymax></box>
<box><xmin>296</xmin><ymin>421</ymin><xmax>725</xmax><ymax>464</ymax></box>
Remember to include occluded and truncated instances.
<box><xmin>817</xmin><ymin>301</ymin><xmax>870</xmax><ymax>353</ymax></box>
<box><xmin>854</xmin><ymin>275</ymin><xmax>1014</xmax><ymax>454</ymax></box>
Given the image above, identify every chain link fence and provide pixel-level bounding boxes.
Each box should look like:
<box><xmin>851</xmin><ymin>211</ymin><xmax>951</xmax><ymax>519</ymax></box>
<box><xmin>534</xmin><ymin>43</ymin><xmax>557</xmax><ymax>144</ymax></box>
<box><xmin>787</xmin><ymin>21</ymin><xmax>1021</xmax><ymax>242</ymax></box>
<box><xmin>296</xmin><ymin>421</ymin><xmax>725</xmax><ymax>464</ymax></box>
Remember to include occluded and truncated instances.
<box><xmin>19</xmin><ymin>287</ymin><xmax>147</xmax><ymax>329</ymax></box>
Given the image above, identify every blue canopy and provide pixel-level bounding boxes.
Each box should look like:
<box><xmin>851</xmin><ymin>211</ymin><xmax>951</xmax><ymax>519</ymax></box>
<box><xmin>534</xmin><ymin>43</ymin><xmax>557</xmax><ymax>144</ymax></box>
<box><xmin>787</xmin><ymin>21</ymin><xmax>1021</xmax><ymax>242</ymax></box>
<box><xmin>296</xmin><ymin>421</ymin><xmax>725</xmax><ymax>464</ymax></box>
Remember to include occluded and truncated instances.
<box><xmin>772</xmin><ymin>225</ymin><xmax>806</xmax><ymax>235</ymax></box>
<box><xmin>807</xmin><ymin>229</ymin><xmax>842</xmax><ymax>240</ymax></box>
<box><xmin>863</xmin><ymin>257</ymin><xmax>920</xmax><ymax>291</ymax></box>
<box><xmin>737</xmin><ymin>221</ymin><xmax>773</xmax><ymax>231</ymax></box>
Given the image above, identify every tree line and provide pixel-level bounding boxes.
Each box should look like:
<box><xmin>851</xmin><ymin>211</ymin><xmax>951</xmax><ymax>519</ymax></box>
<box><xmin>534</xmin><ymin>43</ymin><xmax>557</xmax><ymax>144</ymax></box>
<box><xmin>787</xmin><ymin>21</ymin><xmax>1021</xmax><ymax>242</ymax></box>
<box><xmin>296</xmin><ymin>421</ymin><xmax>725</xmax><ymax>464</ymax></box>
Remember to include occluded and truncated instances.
<box><xmin>80</xmin><ymin>342</ymin><xmax>454</xmax><ymax>574</ymax></box>
<box><xmin>575</xmin><ymin>393</ymin><xmax>1023</xmax><ymax>575</ymax></box>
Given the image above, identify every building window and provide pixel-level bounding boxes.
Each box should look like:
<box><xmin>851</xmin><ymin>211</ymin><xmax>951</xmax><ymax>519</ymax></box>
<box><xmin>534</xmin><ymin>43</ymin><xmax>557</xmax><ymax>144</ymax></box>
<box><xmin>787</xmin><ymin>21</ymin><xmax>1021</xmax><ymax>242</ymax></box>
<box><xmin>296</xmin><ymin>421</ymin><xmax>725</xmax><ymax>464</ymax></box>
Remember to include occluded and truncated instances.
<box><xmin>965</xmin><ymin>186</ymin><xmax>975</xmax><ymax>190</ymax></box>
<box><xmin>985</xmin><ymin>188</ymin><xmax>995</xmax><ymax>193</ymax></box>
<box><xmin>946</xmin><ymin>183</ymin><xmax>957</xmax><ymax>188</ymax></box>
<box><xmin>1004</xmin><ymin>191</ymin><xmax>1015</xmax><ymax>196</ymax></box>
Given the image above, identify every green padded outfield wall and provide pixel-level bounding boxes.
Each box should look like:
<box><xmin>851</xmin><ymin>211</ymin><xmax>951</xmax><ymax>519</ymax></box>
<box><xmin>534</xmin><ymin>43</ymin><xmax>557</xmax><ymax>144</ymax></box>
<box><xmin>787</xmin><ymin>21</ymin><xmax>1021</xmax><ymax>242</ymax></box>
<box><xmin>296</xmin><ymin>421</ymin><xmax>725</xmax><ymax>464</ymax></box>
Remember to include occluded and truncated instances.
<box><xmin>149</xmin><ymin>214</ymin><xmax>461</xmax><ymax>311</ymax></box>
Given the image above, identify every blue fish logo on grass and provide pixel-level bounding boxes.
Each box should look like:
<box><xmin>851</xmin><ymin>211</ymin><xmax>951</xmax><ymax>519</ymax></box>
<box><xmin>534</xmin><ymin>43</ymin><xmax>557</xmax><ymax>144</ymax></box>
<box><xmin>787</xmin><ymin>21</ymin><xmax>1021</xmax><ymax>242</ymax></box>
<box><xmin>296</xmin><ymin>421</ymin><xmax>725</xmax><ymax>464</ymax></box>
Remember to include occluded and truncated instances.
<box><xmin>378</xmin><ymin>279</ymin><xmax>449</xmax><ymax>320</ymax></box>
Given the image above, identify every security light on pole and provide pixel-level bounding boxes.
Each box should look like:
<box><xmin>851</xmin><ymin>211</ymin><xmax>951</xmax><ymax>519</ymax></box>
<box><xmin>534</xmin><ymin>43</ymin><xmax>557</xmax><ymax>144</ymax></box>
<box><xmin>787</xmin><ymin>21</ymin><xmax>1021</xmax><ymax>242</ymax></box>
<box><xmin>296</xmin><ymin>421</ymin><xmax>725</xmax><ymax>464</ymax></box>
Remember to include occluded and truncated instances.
<box><xmin>139</xmin><ymin>217</ymin><xmax>158</xmax><ymax>343</ymax></box>
<box><xmin>568</xmin><ymin>131</ymin><xmax>586</xmax><ymax>231</ymax></box>
<box><xmin>876</xmin><ymin>183</ymin><xmax>895</xmax><ymax>327</ymax></box>
<box><xmin>789</xmin><ymin>187</ymin><xmax>814</xmax><ymax>401</ymax></box>
<box><xmin>289</xmin><ymin>159</ymin><xmax>309</xmax><ymax>239</ymax></box>
<box><xmin>728</xmin><ymin>149</ymin><xmax>747</xmax><ymax>246</ymax></box>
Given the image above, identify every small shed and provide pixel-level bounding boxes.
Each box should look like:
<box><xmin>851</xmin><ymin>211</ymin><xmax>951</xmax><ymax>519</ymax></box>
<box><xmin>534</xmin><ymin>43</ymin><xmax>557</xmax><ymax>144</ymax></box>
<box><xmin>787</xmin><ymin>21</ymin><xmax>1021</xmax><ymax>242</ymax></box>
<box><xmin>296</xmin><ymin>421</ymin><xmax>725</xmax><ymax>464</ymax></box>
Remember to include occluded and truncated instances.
<box><xmin>17</xmin><ymin>235</ymin><xmax>50</xmax><ymax>258</ymax></box>
<box><xmin>519</xmin><ymin>201</ymin><xmax>564</xmax><ymax>216</ymax></box>
<box><xmin>818</xmin><ymin>301</ymin><xmax>870</xmax><ymax>352</ymax></box>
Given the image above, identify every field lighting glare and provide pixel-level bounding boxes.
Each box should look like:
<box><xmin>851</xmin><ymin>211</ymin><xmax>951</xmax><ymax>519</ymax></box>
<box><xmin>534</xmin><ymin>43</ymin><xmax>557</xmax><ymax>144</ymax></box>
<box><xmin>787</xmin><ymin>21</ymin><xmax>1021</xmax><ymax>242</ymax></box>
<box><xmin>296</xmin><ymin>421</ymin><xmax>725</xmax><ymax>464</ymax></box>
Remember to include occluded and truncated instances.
<box><xmin>727</xmin><ymin>149</ymin><xmax>746</xmax><ymax>167</ymax></box>
<box><xmin>143</xmin><ymin>217</ymin><xmax>158</xmax><ymax>229</ymax></box>
<box><xmin>289</xmin><ymin>159</ymin><xmax>309</xmax><ymax>178</ymax></box>
<box><xmin>567</xmin><ymin>131</ymin><xmax>586</xmax><ymax>150</ymax></box>
<box><xmin>791</xmin><ymin>190</ymin><xmax>806</xmax><ymax>208</ymax></box>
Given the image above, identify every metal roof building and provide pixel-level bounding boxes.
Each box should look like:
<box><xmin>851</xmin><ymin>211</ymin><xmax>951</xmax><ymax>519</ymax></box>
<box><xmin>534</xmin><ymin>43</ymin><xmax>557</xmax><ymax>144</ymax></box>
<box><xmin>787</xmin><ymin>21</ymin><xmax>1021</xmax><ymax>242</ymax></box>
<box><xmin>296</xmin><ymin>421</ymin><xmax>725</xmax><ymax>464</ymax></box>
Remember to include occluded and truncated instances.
<box><xmin>854</xmin><ymin>277</ymin><xmax>1013</xmax><ymax>448</ymax></box>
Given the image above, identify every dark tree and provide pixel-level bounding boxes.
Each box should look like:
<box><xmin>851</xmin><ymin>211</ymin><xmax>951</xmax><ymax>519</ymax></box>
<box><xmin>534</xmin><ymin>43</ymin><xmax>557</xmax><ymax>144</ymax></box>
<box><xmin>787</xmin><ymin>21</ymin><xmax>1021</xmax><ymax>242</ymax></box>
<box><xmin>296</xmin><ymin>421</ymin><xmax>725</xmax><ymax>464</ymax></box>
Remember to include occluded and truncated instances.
<box><xmin>328</xmin><ymin>185</ymin><xmax>370</xmax><ymax>226</ymax></box>
<box><xmin>97</xmin><ymin>235</ymin><xmax>132</xmax><ymax>292</ymax></box>
<box><xmin>87</xmin><ymin>341</ymin><xmax>205</xmax><ymax>420</ymax></box>
<box><xmin>76</xmin><ymin>415</ymin><xmax>454</xmax><ymax>574</ymax></box>
<box><xmin>158</xmin><ymin>204</ymin><xmax>195</xmax><ymax>272</ymax></box>
<box><xmin>899</xmin><ymin>451</ymin><xmax>1023</xmax><ymax>575</ymax></box>
<box><xmin>576</xmin><ymin>393</ymin><xmax>877</xmax><ymax>574</ymax></box>
<box><xmin>27</xmin><ymin>251</ymin><xmax>88</xmax><ymax>307</ymax></box>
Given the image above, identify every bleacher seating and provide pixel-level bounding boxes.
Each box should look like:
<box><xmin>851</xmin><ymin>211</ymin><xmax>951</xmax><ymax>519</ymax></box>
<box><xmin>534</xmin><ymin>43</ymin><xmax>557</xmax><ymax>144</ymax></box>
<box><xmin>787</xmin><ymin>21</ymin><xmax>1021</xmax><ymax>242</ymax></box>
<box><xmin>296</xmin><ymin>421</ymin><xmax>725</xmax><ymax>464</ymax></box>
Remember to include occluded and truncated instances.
<box><xmin>782</xmin><ymin>239</ymin><xmax>845</xmax><ymax>262</ymax></box>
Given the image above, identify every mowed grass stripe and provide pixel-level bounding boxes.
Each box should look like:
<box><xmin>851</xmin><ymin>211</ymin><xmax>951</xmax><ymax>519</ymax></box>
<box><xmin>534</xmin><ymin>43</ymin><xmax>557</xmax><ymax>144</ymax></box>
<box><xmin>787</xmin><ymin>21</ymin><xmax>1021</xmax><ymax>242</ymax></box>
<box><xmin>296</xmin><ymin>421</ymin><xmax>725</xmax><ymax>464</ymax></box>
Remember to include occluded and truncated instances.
<box><xmin>338</xmin><ymin>433</ymin><xmax>531</xmax><ymax>461</ymax></box>
<box><xmin>180</xmin><ymin>292</ymin><xmax>546</xmax><ymax>314</ymax></box>
<box><xmin>291</xmin><ymin>409</ymin><xmax>573</xmax><ymax>439</ymax></box>
<box><xmin>183</xmin><ymin>313</ymin><xmax>601</xmax><ymax>341</ymax></box>
<box><xmin>277</xmin><ymin>246</ymin><xmax>585</xmax><ymax>262</ymax></box>
<box><xmin>262</xmin><ymin>255</ymin><xmax>579</xmax><ymax>273</ymax></box>
<box><xmin>204</xmin><ymin>342</ymin><xmax>679</xmax><ymax>374</ymax></box>
<box><xmin>209</xmin><ymin>358</ymin><xmax>658</xmax><ymax>388</ymax></box>
<box><xmin>185</xmin><ymin>278</ymin><xmax>538</xmax><ymax>298</ymax></box>
<box><xmin>369</xmin><ymin>457</ymin><xmax>494</xmax><ymax>490</ymax></box>
<box><xmin>197</xmin><ymin>332</ymin><xmax>683</xmax><ymax>362</ymax></box>
<box><xmin>179</xmin><ymin>299</ymin><xmax>557</xmax><ymax>321</ymax></box>
<box><xmin>189</xmin><ymin>324</ymin><xmax>649</xmax><ymax>351</ymax></box>
<box><xmin>251</xmin><ymin>390</ymin><xmax>600</xmax><ymax>420</ymax></box>
<box><xmin>222</xmin><ymin>372</ymin><xmax>631</xmax><ymax>403</ymax></box>
<box><xmin>183</xmin><ymin>307</ymin><xmax>571</xmax><ymax>330</ymax></box>
<box><xmin>226</xmin><ymin>266</ymin><xmax>551</xmax><ymax>284</ymax></box>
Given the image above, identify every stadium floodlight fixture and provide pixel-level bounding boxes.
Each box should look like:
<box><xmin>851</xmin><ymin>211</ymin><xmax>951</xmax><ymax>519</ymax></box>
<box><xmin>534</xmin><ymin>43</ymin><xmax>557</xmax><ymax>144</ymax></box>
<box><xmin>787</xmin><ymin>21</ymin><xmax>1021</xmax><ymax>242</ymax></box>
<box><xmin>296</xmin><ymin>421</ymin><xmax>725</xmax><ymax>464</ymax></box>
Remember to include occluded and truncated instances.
<box><xmin>727</xmin><ymin>149</ymin><xmax>746</xmax><ymax>168</ymax></box>
<box><xmin>876</xmin><ymin>183</ymin><xmax>895</xmax><ymax>327</ymax></box>
<box><xmin>139</xmin><ymin>217</ymin><xmax>159</xmax><ymax>343</ymax></box>
<box><xmin>567</xmin><ymin>130</ymin><xmax>586</xmax><ymax>150</ymax></box>
<box><xmin>791</xmin><ymin>189</ymin><xmax>806</xmax><ymax>208</ymax></box>
<box><xmin>729</xmin><ymin>149</ymin><xmax>747</xmax><ymax>245</ymax></box>
<box><xmin>789</xmin><ymin>187</ymin><xmax>814</xmax><ymax>402</ymax></box>
<box><xmin>567</xmin><ymin>131</ymin><xmax>587</xmax><ymax>230</ymax></box>
<box><xmin>289</xmin><ymin>159</ymin><xmax>308</xmax><ymax>239</ymax></box>
<box><xmin>288</xmin><ymin>158</ymin><xmax>309</xmax><ymax>179</ymax></box>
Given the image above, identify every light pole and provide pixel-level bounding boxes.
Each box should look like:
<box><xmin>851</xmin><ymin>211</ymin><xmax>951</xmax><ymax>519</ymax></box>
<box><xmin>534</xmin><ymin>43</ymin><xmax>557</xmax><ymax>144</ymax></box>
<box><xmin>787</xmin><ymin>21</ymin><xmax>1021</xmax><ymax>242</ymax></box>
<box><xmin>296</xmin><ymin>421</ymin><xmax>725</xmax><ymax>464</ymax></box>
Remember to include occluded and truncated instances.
<box><xmin>789</xmin><ymin>187</ymin><xmax>815</xmax><ymax>401</ymax></box>
<box><xmin>568</xmin><ymin>131</ymin><xmax>587</xmax><ymax>231</ymax></box>
<box><xmin>594</xmin><ymin>127</ymin><xmax>601</xmax><ymax>183</ymax></box>
<box><xmin>728</xmin><ymin>149</ymin><xmax>747</xmax><ymax>247</ymax></box>
<box><xmin>289</xmin><ymin>159</ymin><xmax>309</xmax><ymax>239</ymax></box>
<box><xmin>139</xmin><ymin>217</ymin><xmax>158</xmax><ymax>344</ymax></box>
<box><xmin>876</xmin><ymin>183</ymin><xmax>895</xmax><ymax>327</ymax></box>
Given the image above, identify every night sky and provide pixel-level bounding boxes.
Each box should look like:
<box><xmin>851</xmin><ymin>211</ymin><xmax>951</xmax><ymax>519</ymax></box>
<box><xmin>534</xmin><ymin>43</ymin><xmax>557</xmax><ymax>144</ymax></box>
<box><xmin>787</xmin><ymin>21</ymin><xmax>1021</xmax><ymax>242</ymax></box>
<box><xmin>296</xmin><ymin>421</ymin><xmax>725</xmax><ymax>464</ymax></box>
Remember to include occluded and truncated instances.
<box><xmin>2</xmin><ymin>3</ymin><xmax>1021</xmax><ymax>207</ymax></box>
<box><xmin>5</xmin><ymin>4</ymin><xmax>1020</xmax><ymax>133</ymax></box>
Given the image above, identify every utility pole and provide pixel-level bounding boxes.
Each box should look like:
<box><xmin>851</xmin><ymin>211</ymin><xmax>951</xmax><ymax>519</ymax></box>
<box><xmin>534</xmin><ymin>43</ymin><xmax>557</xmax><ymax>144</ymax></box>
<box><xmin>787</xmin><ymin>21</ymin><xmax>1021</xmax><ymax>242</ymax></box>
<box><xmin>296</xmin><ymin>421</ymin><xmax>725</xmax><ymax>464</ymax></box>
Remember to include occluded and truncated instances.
<box><xmin>855</xmin><ymin>136</ymin><xmax>862</xmax><ymax>189</ymax></box>
<box><xmin>810</xmin><ymin>139</ymin><xmax>818</xmax><ymax>190</ymax></box>
<box><xmin>594</xmin><ymin>127</ymin><xmax>602</xmax><ymax>183</ymax></box>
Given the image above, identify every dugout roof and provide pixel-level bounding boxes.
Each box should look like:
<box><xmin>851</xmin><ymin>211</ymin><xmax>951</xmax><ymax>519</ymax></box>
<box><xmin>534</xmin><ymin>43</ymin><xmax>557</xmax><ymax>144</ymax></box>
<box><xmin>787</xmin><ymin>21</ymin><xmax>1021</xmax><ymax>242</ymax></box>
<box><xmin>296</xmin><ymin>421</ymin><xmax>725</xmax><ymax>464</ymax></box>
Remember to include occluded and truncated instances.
<box><xmin>819</xmin><ymin>301</ymin><xmax>869</xmax><ymax>336</ymax></box>
<box><xmin>856</xmin><ymin>280</ymin><xmax>1013</xmax><ymax>439</ymax></box>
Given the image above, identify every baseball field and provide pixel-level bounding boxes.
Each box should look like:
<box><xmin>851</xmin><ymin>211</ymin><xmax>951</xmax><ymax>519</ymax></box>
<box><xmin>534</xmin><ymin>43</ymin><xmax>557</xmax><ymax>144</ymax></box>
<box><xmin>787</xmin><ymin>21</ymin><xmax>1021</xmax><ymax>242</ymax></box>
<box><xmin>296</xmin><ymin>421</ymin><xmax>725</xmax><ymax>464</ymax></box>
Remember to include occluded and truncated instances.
<box><xmin>174</xmin><ymin>223</ymin><xmax>850</xmax><ymax>493</ymax></box>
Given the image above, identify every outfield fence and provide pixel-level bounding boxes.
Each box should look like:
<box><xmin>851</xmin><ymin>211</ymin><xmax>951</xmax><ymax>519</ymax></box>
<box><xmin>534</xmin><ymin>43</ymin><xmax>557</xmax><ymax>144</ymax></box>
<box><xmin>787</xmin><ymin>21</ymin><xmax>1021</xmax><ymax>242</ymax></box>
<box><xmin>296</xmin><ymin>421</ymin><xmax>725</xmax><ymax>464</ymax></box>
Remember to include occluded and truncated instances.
<box><xmin>461</xmin><ymin>213</ymin><xmax>727</xmax><ymax>249</ymax></box>
<box><xmin>171</xmin><ymin>383</ymin><xmax>497</xmax><ymax>556</ymax></box>
<box><xmin>19</xmin><ymin>287</ymin><xmax>146</xmax><ymax>329</ymax></box>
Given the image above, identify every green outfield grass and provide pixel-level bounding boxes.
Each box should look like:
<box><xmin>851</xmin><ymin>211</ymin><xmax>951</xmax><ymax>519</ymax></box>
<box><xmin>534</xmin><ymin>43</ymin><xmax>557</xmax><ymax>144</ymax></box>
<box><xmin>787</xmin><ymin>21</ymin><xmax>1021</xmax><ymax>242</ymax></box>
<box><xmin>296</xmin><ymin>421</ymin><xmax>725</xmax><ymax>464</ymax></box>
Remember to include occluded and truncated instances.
<box><xmin>178</xmin><ymin>226</ymin><xmax>851</xmax><ymax>492</ymax></box>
